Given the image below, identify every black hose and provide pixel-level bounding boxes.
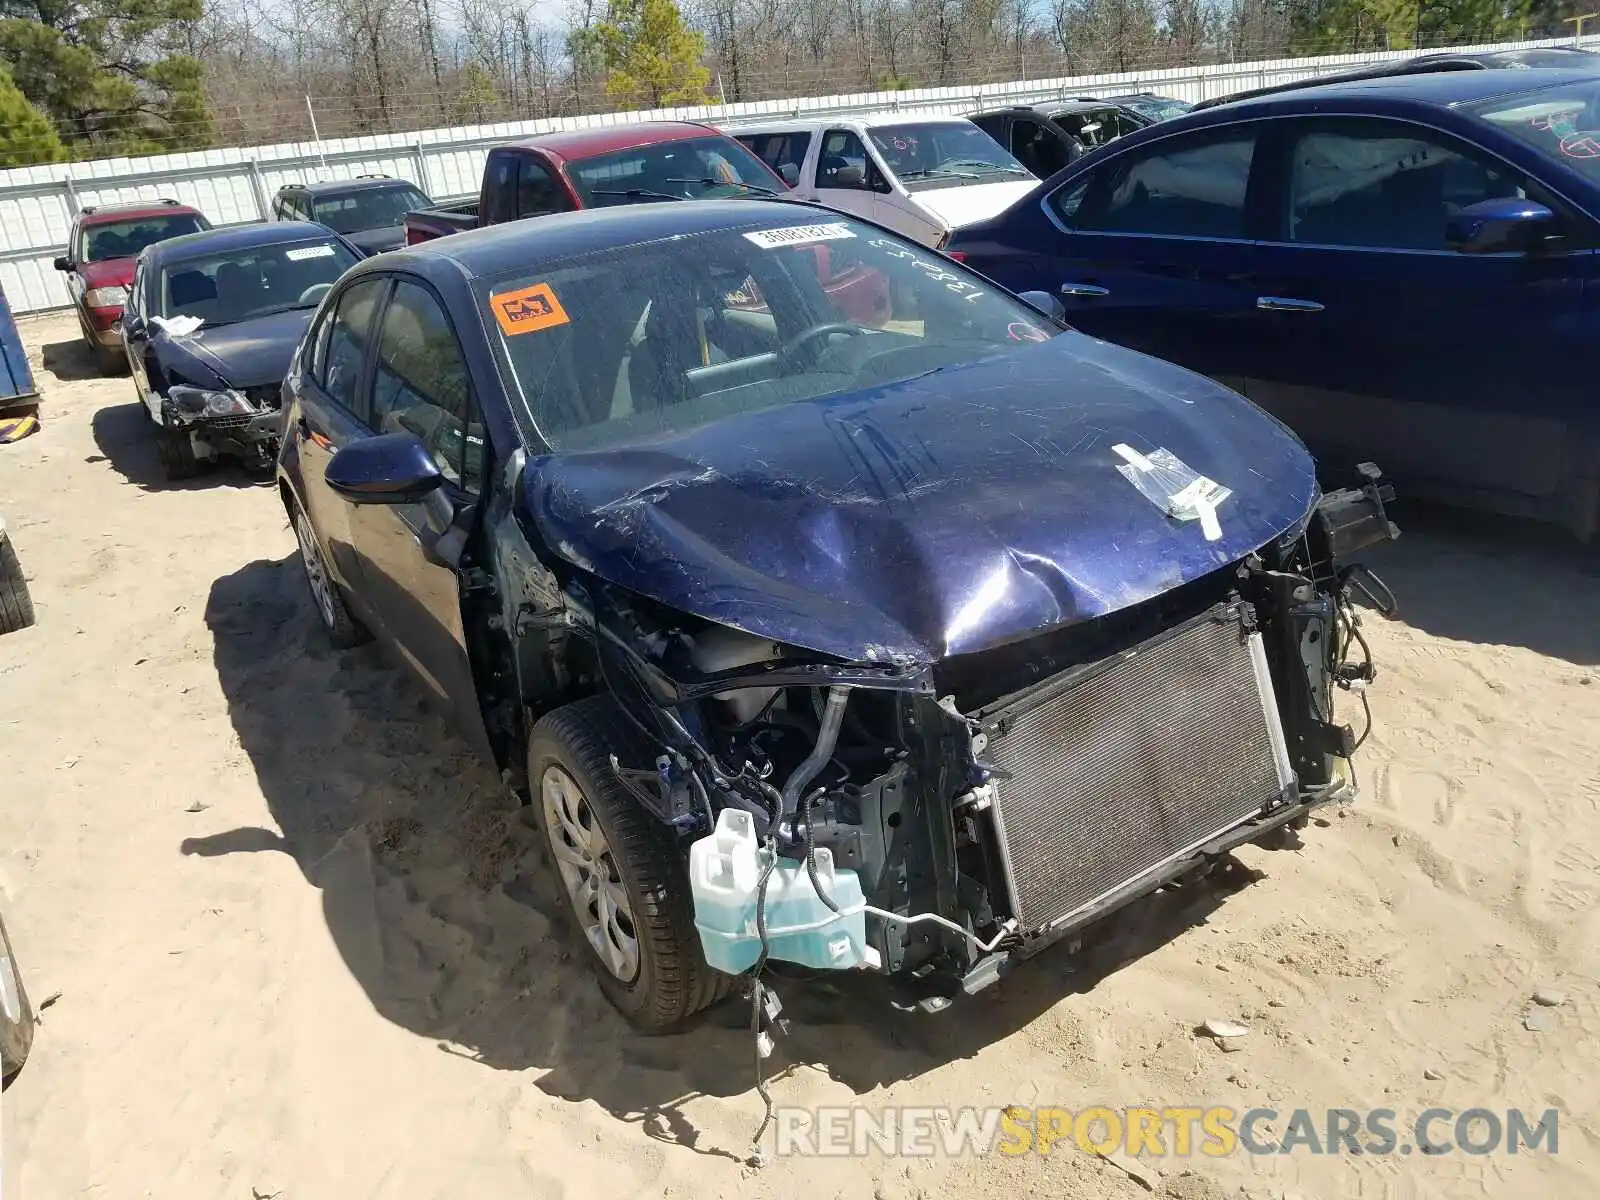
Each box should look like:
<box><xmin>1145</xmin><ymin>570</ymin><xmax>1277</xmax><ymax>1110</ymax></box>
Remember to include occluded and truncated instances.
<box><xmin>802</xmin><ymin>786</ymin><xmax>840</xmax><ymax>914</ymax></box>
<box><xmin>780</xmin><ymin>686</ymin><xmax>850</xmax><ymax>814</ymax></box>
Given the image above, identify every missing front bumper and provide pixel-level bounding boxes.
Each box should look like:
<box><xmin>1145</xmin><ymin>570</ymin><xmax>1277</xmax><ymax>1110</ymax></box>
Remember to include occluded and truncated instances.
<box><xmin>889</xmin><ymin>784</ymin><xmax>1346</xmax><ymax>1011</ymax></box>
<box><xmin>979</xmin><ymin>601</ymin><xmax>1296</xmax><ymax>934</ymax></box>
<box><xmin>174</xmin><ymin>411</ymin><xmax>283</xmax><ymax>465</ymax></box>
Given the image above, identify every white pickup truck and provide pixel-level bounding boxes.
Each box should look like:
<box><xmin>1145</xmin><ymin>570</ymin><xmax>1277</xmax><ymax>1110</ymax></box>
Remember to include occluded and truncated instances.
<box><xmin>723</xmin><ymin>110</ymin><xmax>1039</xmax><ymax>248</ymax></box>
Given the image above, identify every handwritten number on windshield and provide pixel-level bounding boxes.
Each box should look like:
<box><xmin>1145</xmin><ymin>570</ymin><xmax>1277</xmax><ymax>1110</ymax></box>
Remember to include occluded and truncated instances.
<box><xmin>869</xmin><ymin>238</ymin><xmax>982</xmax><ymax>302</ymax></box>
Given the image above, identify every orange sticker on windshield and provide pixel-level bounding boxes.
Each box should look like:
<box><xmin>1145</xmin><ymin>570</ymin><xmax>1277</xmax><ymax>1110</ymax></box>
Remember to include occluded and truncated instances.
<box><xmin>491</xmin><ymin>283</ymin><xmax>569</xmax><ymax>335</ymax></box>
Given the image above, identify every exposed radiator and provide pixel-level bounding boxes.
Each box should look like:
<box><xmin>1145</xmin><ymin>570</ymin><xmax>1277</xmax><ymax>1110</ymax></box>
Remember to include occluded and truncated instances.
<box><xmin>980</xmin><ymin>602</ymin><xmax>1294</xmax><ymax>932</ymax></box>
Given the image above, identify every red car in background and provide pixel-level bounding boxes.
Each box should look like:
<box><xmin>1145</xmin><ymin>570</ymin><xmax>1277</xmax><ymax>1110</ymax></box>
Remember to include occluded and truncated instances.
<box><xmin>403</xmin><ymin>122</ymin><xmax>889</xmax><ymax>326</ymax></box>
<box><xmin>55</xmin><ymin>200</ymin><xmax>211</xmax><ymax>373</ymax></box>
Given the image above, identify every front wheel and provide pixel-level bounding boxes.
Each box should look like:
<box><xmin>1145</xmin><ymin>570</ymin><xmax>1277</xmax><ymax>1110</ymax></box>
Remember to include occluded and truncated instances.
<box><xmin>0</xmin><ymin>534</ymin><xmax>35</xmax><ymax>635</ymax></box>
<box><xmin>528</xmin><ymin>696</ymin><xmax>734</xmax><ymax>1032</ymax></box>
<box><xmin>0</xmin><ymin>911</ymin><xmax>35</xmax><ymax>1086</ymax></box>
<box><xmin>158</xmin><ymin>419</ymin><xmax>198</xmax><ymax>481</ymax></box>
<box><xmin>291</xmin><ymin>506</ymin><xmax>369</xmax><ymax>648</ymax></box>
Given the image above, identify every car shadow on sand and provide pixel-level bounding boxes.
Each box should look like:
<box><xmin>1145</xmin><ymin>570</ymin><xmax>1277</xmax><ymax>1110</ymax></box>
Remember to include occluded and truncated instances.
<box><xmin>90</xmin><ymin>400</ymin><xmax>272</xmax><ymax>492</ymax></box>
<box><xmin>1357</xmin><ymin>500</ymin><xmax>1600</xmax><ymax>667</ymax></box>
<box><xmin>193</xmin><ymin>553</ymin><xmax>1268</xmax><ymax>1160</ymax></box>
<box><xmin>40</xmin><ymin>338</ymin><xmax>116</xmax><ymax>383</ymax></box>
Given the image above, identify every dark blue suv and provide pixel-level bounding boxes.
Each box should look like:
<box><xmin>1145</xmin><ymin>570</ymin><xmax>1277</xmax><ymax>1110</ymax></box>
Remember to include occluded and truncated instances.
<box><xmin>949</xmin><ymin>68</ymin><xmax>1600</xmax><ymax>539</ymax></box>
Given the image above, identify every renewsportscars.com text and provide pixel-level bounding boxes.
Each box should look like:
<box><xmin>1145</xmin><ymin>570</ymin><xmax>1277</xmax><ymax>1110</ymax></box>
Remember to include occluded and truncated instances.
<box><xmin>773</xmin><ymin>1105</ymin><xmax>1560</xmax><ymax>1159</ymax></box>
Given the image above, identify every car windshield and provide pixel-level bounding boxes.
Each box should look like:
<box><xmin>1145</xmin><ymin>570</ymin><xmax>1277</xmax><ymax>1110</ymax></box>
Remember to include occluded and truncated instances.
<box><xmin>481</xmin><ymin>215</ymin><xmax>1060</xmax><ymax>453</ymax></box>
<box><xmin>1465</xmin><ymin>81</ymin><xmax>1600</xmax><ymax>184</ymax></box>
<box><xmin>79</xmin><ymin>214</ymin><xmax>206</xmax><ymax>263</ymax></box>
<box><xmin>309</xmin><ymin>185</ymin><xmax>431</xmax><ymax>233</ymax></box>
<box><xmin>868</xmin><ymin>121</ymin><xmax>1033</xmax><ymax>187</ymax></box>
<box><xmin>1119</xmin><ymin>96</ymin><xmax>1193</xmax><ymax>122</ymax></box>
<box><xmin>158</xmin><ymin>238</ymin><xmax>360</xmax><ymax>326</ymax></box>
<box><xmin>568</xmin><ymin>136</ymin><xmax>782</xmax><ymax>206</ymax></box>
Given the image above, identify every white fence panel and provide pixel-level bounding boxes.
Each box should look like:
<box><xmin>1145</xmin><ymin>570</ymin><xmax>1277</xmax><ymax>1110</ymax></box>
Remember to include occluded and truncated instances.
<box><xmin>1</xmin><ymin>35</ymin><xmax>1592</xmax><ymax>315</ymax></box>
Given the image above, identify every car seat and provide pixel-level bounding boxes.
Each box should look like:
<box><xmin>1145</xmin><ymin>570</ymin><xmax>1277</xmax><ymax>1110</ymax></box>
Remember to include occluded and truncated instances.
<box><xmin>167</xmin><ymin>269</ymin><xmax>218</xmax><ymax>317</ymax></box>
<box><xmin>213</xmin><ymin>262</ymin><xmax>256</xmax><ymax>320</ymax></box>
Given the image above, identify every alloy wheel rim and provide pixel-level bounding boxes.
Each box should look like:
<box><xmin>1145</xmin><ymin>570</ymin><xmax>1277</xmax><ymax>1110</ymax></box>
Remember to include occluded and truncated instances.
<box><xmin>541</xmin><ymin>766</ymin><xmax>640</xmax><ymax>983</ymax></box>
<box><xmin>0</xmin><ymin>948</ymin><xmax>20</xmax><ymax>1025</ymax></box>
<box><xmin>293</xmin><ymin>513</ymin><xmax>337</xmax><ymax>630</ymax></box>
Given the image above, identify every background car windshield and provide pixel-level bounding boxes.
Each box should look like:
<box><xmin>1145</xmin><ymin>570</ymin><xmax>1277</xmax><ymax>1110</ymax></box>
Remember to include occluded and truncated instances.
<box><xmin>1467</xmin><ymin>82</ymin><xmax>1600</xmax><ymax>183</ymax></box>
<box><xmin>78</xmin><ymin>214</ymin><xmax>205</xmax><ymax>262</ymax></box>
<box><xmin>1121</xmin><ymin>97</ymin><xmax>1193</xmax><ymax>122</ymax></box>
<box><xmin>869</xmin><ymin>122</ymin><xmax>1032</xmax><ymax>187</ymax></box>
<box><xmin>483</xmin><ymin>216</ymin><xmax>1059</xmax><ymax>453</ymax></box>
<box><xmin>311</xmin><ymin>186</ymin><xmax>430</xmax><ymax>232</ymax></box>
<box><xmin>568</xmin><ymin>137</ymin><xmax>781</xmax><ymax>205</ymax></box>
<box><xmin>158</xmin><ymin>238</ymin><xmax>360</xmax><ymax>325</ymax></box>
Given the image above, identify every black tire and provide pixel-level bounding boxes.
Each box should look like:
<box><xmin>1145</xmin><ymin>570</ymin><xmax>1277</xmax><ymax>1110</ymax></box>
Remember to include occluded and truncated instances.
<box><xmin>0</xmin><ymin>910</ymin><xmax>35</xmax><ymax>1086</ymax></box>
<box><xmin>291</xmin><ymin>506</ymin><xmax>369</xmax><ymax>648</ymax></box>
<box><xmin>0</xmin><ymin>535</ymin><xmax>35</xmax><ymax>635</ymax></box>
<box><xmin>158</xmin><ymin>419</ymin><xmax>199</xmax><ymax>481</ymax></box>
<box><xmin>528</xmin><ymin>695</ymin><xmax>734</xmax><ymax>1032</ymax></box>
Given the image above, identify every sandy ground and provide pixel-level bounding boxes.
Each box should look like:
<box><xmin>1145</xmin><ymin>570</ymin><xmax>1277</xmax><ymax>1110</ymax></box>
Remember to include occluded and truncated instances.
<box><xmin>1</xmin><ymin>310</ymin><xmax>1598</xmax><ymax>1200</ymax></box>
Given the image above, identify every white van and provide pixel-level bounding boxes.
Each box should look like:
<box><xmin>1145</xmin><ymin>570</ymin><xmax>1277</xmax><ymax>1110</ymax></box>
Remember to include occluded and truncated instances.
<box><xmin>722</xmin><ymin>110</ymin><xmax>1038</xmax><ymax>248</ymax></box>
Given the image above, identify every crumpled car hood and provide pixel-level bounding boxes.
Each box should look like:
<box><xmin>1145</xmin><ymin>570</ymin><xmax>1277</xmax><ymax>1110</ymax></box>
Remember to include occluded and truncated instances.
<box><xmin>524</xmin><ymin>333</ymin><xmax>1318</xmax><ymax>666</ymax></box>
<box><xmin>152</xmin><ymin>308</ymin><xmax>313</xmax><ymax>390</ymax></box>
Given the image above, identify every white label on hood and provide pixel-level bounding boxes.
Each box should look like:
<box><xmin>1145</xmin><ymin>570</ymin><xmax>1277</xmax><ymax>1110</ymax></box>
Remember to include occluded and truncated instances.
<box><xmin>1112</xmin><ymin>443</ymin><xmax>1232</xmax><ymax>541</ymax></box>
<box><xmin>286</xmin><ymin>244</ymin><xmax>336</xmax><ymax>261</ymax></box>
<box><xmin>149</xmin><ymin>314</ymin><xmax>205</xmax><ymax>336</ymax></box>
<box><xmin>743</xmin><ymin>223</ymin><xmax>856</xmax><ymax>249</ymax></box>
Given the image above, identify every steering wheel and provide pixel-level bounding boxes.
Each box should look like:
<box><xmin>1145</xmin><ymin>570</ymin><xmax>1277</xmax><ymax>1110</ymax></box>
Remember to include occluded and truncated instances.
<box><xmin>779</xmin><ymin>322</ymin><xmax>868</xmax><ymax>366</ymax></box>
<box><xmin>298</xmin><ymin>282</ymin><xmax>333</xmax><ymax>306</ymax></box>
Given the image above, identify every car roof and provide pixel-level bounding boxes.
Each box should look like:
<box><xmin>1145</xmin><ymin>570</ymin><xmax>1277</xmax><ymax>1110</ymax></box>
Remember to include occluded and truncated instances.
<box><xmin>727</xmin><ymin>109</ymin><xmax>978</xmax><ymax>134</ymax></box>
<box><xmin>141</xmin><ymin>220</ymin><xmax>345</xmax><ymax>265</ymax></box>
<box><xmin>1195</xmin><ymin>52</ymin><xmax>1600</xmax><ymax>110</ymax></box>
<box><xmin>79</xmin><ymin>201</ymin><xmax>202</xmax><ymax>225</ymax></box>
<box><xmin>368</xmin><ymin>198</ymin><xmax>847</xmax><ymax>280</ymax></box>
<box><xmin>279</xmin><ymin>177</ymin><xmax>417</xmax><ymax>196</ymax></box>
<box><xmin>507</xmin><ymin>121</ymin><xmax>721</xmax><ymax>164</ymax></box>
<box><xmin>1201</xmin><ymin>66</ymin><xmax>1600</xmax><ymax>114</ymax></box>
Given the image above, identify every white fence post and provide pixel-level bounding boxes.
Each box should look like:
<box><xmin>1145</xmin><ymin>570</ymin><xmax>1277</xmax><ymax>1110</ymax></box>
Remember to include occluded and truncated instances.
<box><xmin>413</xmin><ymin>142</ymin><xmax>433</xmax><ymax>199</ymax></box>
<box><xmin>244</xmin><ymin>158</ymin><xmax>271</xmax><ymax>220</ymax></box>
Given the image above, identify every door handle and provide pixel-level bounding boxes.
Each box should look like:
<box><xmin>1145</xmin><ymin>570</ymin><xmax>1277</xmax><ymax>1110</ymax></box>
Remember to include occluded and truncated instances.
<box><xmin>1256</xmin><ymin>296</ymin><xmax>1324</xmax><ymax>313</ymax></box>
<box><xmin>1060</xmin><ymin>282</ymin><xmax>1110</xmax><ymax>298</ymax></box>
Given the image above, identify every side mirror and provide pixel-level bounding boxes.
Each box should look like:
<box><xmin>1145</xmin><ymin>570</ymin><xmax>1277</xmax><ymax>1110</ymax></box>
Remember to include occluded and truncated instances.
<box><xmin>121</xmin><ymin>315</ymin><xmax>145</xmax><ymax>339</ymax></box>
<box><xmin>326</xmin><ymin>432</ymin><xmax>444</xmax><ymax>505</ymax></box>
<box><xmin>53</xmin><ymin>256</ymin><xmax>70</xmax><ymax>272</ymax></box>
<box><xmin>779</xmin><ymin>162</ymin><xmax>800</xmax><ymax>188</ymax></box>
<box><xmin>871</xmin><ymin>171</ymin><xmax>893</xmax><ymax>195</ymax></box>
<box><xmin>831</xmin><ymin>164</ymin><xmax>865</xmax><ymax>188</ymax></box>
<box><xmin>1446</xmin><ymin>197</ymin><xmax>1556</xmax><ymax>254</ymax></box>
<box><xmin>1017</xmin><ymin>289</ymin><xmax>1067</xmax><ymax>324</ymax></box>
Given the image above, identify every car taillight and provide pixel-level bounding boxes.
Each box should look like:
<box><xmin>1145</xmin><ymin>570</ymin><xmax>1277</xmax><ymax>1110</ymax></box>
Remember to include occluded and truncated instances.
<box><xmin>943</xmin><ymin>250</ymin><xmax>967</xmax><ymax>263</ymax></box>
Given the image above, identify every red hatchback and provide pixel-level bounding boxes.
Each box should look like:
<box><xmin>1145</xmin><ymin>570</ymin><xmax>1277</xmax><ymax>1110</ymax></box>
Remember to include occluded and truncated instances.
<box><xmin>55</xmin><ymin>200</ymin><xmax>211</xmax><ymax>373</ymax></box>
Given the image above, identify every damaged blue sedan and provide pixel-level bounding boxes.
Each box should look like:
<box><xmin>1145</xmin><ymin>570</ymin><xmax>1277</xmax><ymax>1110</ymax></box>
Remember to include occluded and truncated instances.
<box><xmin>277</xmin><ymin>200</ymin><xmax>1398</xmax><ymax>1031</ymax></box>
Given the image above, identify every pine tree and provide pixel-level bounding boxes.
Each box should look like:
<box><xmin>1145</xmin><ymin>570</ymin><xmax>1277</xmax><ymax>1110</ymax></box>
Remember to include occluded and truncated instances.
<box><xmin>0</xmin><ymin>64</ymin><xmax>63</xmax><ymax>166</ymax></box>
<box><xmin>0</xmin><ymin>0</ymin><xmax>213</xmax><ymax>156</ymax></box>
<box><xmin>595</xmin><ymin>0</ymin><xmax>711</xmax><ymax>109</ymax></box>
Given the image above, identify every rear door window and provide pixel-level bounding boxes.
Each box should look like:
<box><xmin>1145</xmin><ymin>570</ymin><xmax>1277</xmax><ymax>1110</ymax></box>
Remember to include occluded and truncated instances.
<box><xmin>1077</xmin><ymin>129</ymin><xmax>1259</xmax><ymax>240</ymax></box>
